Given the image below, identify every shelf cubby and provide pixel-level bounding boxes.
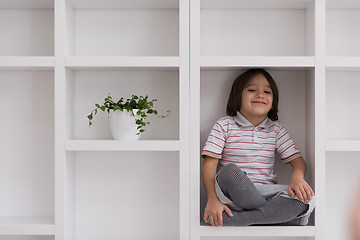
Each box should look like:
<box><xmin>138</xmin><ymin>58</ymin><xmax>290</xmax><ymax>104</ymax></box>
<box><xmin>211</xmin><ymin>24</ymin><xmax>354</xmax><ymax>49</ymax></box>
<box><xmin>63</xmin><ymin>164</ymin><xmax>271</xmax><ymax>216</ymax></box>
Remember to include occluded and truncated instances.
<box><xmin>326</xmin><ymin>0</ymin><xmax>360</xmax><ymax>57</ymax></box>
<box><xmin>64</xmin><ymin>68</ymin><xmax>179</xmax><ymax>141</ymax></box>
<box><xmin>200</xmin><ymin>0</ymin><xmax>315</xmax><ymax>57</ymax></box>
<box><xmin>326</xmin><ymin>152</ymin><xmax>360</xmax><ymax>240</ymax></box>
<box><xmin>64</xmin><ymin>151</ymin><xmax>179</xmax><ymax>240</ymax></box>
<box><xmin>325</xmin><ymin>70</ymin><xmax>360</xmax><ymax>140</ymax></box>
<box><xmin>0</xmin><ymin>70</ymin><xmax>54</xmax><ymax>235</ymax></box>
<box><xmin>197</xmin><ymin>68</ymin><xmax>316</xmax><ymax>232</ymax></box>
<box><xmin>64</xmin><ymin>0</ymin><xmax>179</xmax><ymax>57</ymax></box>
<box><xmin>0</xmin><ymin>1</ymin><xmax>54</xmax><ymax>57</ymax></box>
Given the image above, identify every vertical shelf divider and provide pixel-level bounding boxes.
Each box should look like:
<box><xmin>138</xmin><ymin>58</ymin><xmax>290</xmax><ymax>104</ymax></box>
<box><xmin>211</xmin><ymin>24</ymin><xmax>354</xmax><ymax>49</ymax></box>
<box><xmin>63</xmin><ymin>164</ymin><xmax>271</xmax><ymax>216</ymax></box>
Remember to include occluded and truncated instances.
<box><xmin>189</xmin><ymin>0</ymin><xmax>201</xmax><ymax>239</ymax></box>
<box><xmin>55</xmin><ymin>0</ymin><xmax>67</xmax><ymax>239</ymax></box>
<box><xmin>314</xmin><ymin>1</ymin><xmax>326</xmax><ymax>240</ymax></box>
<box><xmin>179</xmin><ymin>0</ymin><xmax>190</xmax><ymax>239</ymax></box>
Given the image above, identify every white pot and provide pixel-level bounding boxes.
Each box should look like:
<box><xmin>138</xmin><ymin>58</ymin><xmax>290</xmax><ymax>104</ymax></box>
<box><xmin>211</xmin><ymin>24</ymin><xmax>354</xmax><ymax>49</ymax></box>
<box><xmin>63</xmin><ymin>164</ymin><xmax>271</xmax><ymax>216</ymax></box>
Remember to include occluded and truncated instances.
<box><xmin>109</xmin><ymin>109</ymin><xmax>140</xmax><ymax>140</ymax></box>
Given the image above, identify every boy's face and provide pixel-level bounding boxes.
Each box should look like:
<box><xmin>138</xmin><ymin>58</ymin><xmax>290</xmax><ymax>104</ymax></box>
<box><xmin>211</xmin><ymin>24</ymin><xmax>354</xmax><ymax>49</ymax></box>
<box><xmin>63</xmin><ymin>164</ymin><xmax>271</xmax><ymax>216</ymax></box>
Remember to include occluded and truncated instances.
<box><xmin>240</xmin><ymin>74</ymin><xmax>273</xmax><ymax>121</ymax></box>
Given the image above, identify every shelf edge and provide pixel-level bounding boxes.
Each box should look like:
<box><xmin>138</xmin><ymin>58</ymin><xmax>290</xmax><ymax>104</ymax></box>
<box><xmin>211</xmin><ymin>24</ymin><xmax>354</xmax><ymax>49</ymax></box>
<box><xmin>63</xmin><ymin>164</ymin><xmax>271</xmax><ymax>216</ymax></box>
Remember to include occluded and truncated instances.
<box><xmin>326</xmin><ymin>140</ymin><xmax>360</xmax><ymax>151</ymax></box>
<box><xmin>0</xmin><ymin>56</ymin><xmax>54</xmax><ymax>70</ymax></box>
<box><xmin>65</xmin><ymin>140</ymin><xmax>180</xmax><ymax>151</ymax></box>
<box><xmin>200</xmin><ymin>56</ymin><xmax>316</xmax><ymax>68</ymax></box>
<box><xmin>65</xmin><ymin>56</ymin><xmax>180</xmax><ymax>68</ymax></box>
<box><xmin>0</xmin><ymin>217</ymin><xmax>55</xmax><ymax>235</ymax></box>
<box><xmin>199</xmin><ymin>226</ymin><xmax>316</xmax><ymax>237</ymax></box>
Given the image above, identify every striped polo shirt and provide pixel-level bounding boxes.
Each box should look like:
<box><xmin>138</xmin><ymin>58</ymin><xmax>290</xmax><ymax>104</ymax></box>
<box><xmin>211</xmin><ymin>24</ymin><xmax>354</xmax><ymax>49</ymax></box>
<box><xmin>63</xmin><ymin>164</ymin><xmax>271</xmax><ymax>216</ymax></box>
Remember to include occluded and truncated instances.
<box><xmin>202</xmin><ymin>112</ymin><xmax>302</xmax><ymax>184</ymax></box>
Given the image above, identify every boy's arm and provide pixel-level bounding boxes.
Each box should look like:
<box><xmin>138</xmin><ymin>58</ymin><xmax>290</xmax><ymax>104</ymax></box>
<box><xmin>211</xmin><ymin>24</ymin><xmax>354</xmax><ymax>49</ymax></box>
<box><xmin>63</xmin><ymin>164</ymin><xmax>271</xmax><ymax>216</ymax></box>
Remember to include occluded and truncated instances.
<box><xmin>202</xmin><ymin>156</ymin><xmax>233</xmax><ymax>226</ymax></box>
<box><xmin>288</xmin><ymin>157</ymin><xmax>314</xmax><ymax>203</ymax></box>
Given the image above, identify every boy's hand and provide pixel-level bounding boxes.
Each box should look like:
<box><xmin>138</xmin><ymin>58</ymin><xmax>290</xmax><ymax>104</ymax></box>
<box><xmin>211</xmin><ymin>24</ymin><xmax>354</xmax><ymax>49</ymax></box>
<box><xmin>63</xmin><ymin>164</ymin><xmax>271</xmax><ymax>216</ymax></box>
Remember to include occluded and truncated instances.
<box><xmin>288</xmin><ymin>176</ymin><xmax>314</xmax><ymax>203</ymax></box>
<box><xmin>204</xmin><ymin>199</ymin><xmax>233</xmax><ymax>226</ymax></box>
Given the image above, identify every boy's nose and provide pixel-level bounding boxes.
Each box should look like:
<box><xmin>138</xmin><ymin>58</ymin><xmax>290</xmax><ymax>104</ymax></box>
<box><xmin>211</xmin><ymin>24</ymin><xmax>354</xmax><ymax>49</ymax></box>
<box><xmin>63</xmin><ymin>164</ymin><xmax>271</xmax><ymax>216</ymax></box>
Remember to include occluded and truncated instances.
<box><xmin>256</xmin><ymin>92</ymin><xmax>264</xmax><ymax>98</ymax></box>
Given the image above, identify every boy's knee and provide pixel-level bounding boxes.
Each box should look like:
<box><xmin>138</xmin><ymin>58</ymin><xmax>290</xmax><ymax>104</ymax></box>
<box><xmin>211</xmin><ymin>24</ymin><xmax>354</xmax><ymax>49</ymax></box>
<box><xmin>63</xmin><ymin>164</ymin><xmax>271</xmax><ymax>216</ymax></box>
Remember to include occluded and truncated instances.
<box><xmin>219</xmin><ymin>163</ymin><xmax>246</xmax><ymax>181</ymax></box>
<box><xmin>223</xmin><ymin>163</ymin><xmax>245</xmax><ymax>174</ymax></box>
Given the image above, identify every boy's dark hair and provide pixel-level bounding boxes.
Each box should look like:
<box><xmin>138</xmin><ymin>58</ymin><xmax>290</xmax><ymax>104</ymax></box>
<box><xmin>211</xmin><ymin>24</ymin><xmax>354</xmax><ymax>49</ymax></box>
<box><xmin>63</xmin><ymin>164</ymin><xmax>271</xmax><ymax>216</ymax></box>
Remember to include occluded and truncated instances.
<box><xmin>226</xmin><ymin>69</ymin><xmax>279</xmax><ymax>121</ymax></box>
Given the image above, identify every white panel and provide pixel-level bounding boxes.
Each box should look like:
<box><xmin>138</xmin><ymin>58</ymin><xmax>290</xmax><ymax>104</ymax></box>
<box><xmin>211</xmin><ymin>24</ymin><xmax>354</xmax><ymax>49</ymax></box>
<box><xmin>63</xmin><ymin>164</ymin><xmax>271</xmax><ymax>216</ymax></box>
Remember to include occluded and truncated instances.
<box><xmin>65</xmin><ymin>56</ymin><xmax>180</xmax><ymax>68</ymax></box>
<box><xmin>65</xmin><ymin>140</ymin><xmax>180</xmax><ymax>151</ymax></box>
<box><xmin>326</xmin><ymin>152</ymin><xmax>360</xmax><ymax>240</ymax></box>
<box><xmin>0</xmin><ymin>71</ymin><xmax>54</xmax><ymax>217</ymax></box>
<box><xmin>201</xmin><ymin>237</ymin><xmax>309</xmax><ymax>240</ymax></box>
<box><xmin>305</xmin><ymin>70</ymin><xmax>315</xmax><ymax>189</ymax></box>
<box><xmin>305</xmin><ymin>3</ymin><xmax>315</xmax><ymax>56</ymax></box>
<box><xmin>72</xmin><ymin>9</ymin><xmax>179</xmax><ymax>56</ymax></box>
<box><xmin>66</xmin><ymin>2</ymin><xmax>75</xmax><ymax>56</ymax></box>
<box><xmin>66</xmin><ymin>69</ymin><xmax>75</xmax><ymax>139</ymax></box>
<box><xmin>200</xmin><ymin>226</ymin><xmax>315</xmax><ymax>237</ymax></box>
<box><xmin>0</xmin><ymin>0</ymin><xmax>53</xmax><ymax>9</ymax></box>
<box><xmin>66</xmin><ymin>0</ymin><xmax>178</xmax><ymax>9</ymax></box>
<box><xmin>201</xmin><ymin>9</ymin><xmax>306</xmax><ymax>56</ymax></box>
<box><xmin>74</xmin><ymin>152</ymin><xmax>179</xmax><ymax>240</ymax></box>
<box><xmin>0</xmin><ymin>10</ymin><xmax>54</xmax><ymax>56</ymax></box>
<box><xmin>0</xmin><ymin>217</ymin><xmax>54</xmax><ymax>235</ymax></box>
<box><xmin>326</xmin><ymin>71</ymin><xmax>360</xmax><ymax>140</ymax></box>
<box><xmin>326</xmin><ymin>10</ymin><xmax>360</xmax><ymax>56</ymax></box>
<box><xmin>201</xmin><ymin>56</ymin><xmax>315</xmax><ymax>68</ymax></box>
<box><xmin>0</xmin><ymin>237</ymin><xmax>54</xmax><ymax>240</ymax></box>
<box><xmin>0</xmin><ymin>57</ymin><xmax>54</xmax><ymax>69</ymax></box>
<box><xmin>326</xmin><ymin>0</ymin><xmax>360</xmax><ymax>9</ymax></box>
<box><xmin>201</xmin><ymin>0</ymin><xmax>314</xmax><ymax>9</ymax></box>
<box><xmin>70</xmin><ymin>69</ymin><xmax>179</xmax><ymax>140</ymax></box>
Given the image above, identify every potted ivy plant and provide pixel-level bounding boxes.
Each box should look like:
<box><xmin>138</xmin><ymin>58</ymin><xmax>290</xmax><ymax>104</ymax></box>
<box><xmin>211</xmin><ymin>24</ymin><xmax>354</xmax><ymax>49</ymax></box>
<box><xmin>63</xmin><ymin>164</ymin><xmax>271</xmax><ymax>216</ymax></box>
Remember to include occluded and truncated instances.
<box><xmin>87</xmin><ymin>94</ymin><xmax>170</xmax><ymax>140</ymax></box>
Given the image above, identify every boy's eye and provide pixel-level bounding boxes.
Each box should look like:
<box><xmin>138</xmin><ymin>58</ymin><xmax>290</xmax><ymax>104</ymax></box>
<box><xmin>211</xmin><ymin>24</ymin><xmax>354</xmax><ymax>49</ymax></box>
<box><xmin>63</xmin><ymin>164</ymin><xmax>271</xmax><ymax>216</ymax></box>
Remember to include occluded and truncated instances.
<box><xmin>248</xmin><ymin>89</ymin><xmax>255</xmax><ymax>92</ymax></box>
<box><xmin>265</xmin><ymin>90</ymin><xmax>272</xmax><ymax>94</ymax></box>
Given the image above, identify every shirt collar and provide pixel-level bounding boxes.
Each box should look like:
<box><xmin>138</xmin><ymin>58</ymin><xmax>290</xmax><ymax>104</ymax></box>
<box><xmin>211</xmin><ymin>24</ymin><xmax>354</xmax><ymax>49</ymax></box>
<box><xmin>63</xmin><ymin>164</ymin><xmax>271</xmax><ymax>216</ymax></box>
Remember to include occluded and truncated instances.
<box><xmin>234</xmin><ymin>111</ymin><xmax>274</xmax><ymax>129</ymax></box>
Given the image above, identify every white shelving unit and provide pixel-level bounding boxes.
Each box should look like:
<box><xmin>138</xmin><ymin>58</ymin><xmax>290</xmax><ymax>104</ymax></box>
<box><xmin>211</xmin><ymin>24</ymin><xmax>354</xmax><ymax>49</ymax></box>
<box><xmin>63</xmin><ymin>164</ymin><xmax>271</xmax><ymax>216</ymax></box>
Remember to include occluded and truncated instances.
<box><xmin>0</xmin><ymin>0</ymin><xmax>55</xmax><ymax>239</ymax></box>
<box><xmin>1</xmin><ymin>0</ymin><xmax>359</xmax><ymax>239</ymax></box>
<box><xmin>54</xmin><ymin>0</ymin><xmax>189</xmax><ymax>240</ymax></box>
<box><xmin>325</xmin><ymin>1</ymin><xmax>360</xmax><ymax>240</ymax></box>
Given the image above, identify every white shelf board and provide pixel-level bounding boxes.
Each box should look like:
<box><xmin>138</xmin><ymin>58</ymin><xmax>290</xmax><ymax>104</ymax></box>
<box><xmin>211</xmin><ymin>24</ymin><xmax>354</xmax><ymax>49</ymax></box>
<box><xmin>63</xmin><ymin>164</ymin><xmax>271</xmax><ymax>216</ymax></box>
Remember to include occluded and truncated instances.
<box><xmin>65</xmin><ymin>0</ymin><xmax>178</xmax><ymax>9</ymax></box>
<box><xmin>201</xmin><ymin>0</ymin><xmax>314</xmax><ymax>9</ymax></box>
<box><xmin>200</xmin><ymin>225</ymin><xmax>316</xmax><ymax>237</ymax></box>
<box><xmin>326</xmin><ymin>0</ymin><xmax>360</xmax><ymax>9</ymax></box>
<box><xmin>200</xmin><ymin>56</ymin><xmax>315</xmax><ymax>69</ymax></box>
<box><xmin>65</xmin><ymin>140</ymin><xmax>180</xmax><ymax>151</ymax></box>
<box><xmin>326</xmin><ymin>140</ymin><xmax>360</xmax><ymax>151</ymax></box>
<box><xmin>65</xmin><ymin>56</ymin><xmax>179</xmax><ymax>70</ymax></box>
<box><xmin>0</xmin><ymin>57</ymin><xmax>54</xmax><ymax>70</ymax></box>
<box><xmin>326</xmin><ymin>57</ymin><xmax>360</xmax><ymax>71</ymax></box>
<box><xmin>0</xmin><ymin>217</ymin><xmax>54</xmax><ymax>235</ymax></box>
<box><xmin>0</xmin><ymin>0</ymin><xmax>53</xmax><ymax>9</ymax></box>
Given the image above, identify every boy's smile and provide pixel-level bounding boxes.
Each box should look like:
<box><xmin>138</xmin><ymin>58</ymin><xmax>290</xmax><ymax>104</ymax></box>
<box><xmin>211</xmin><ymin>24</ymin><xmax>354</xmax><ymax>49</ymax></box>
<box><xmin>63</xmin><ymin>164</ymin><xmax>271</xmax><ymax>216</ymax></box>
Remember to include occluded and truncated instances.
<box><xmin>240</xmin><ymin>74</ymin><xmax>273</xmax><ymax>126</ymax></box>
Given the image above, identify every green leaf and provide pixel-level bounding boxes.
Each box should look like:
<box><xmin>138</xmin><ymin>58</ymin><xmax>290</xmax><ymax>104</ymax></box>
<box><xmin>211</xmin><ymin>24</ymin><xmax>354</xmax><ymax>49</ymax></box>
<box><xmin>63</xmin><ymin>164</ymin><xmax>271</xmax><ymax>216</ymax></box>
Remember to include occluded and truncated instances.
<box><xmin>87</xmin><ymin>115</ymin><xmax>93</xmax><ymax>120</ymax></box>
<box><xmin>100</xmin><ymin>106</ymin><xmax>106</xmax><ymax>111</ymax></box>
<box><xmin>95</xmin><ymin>104</ymin><xmax>100</xmax><ymax>108</ymax></box>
